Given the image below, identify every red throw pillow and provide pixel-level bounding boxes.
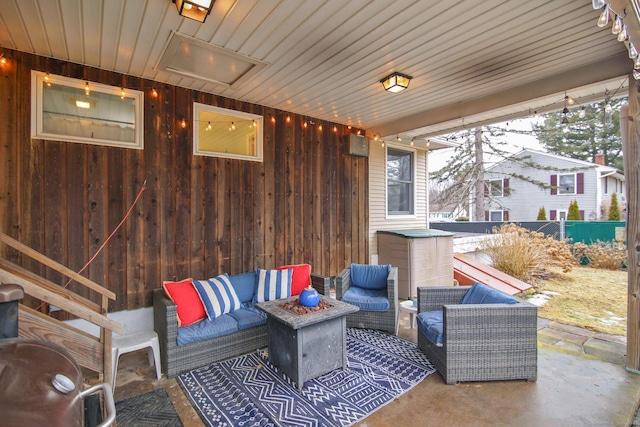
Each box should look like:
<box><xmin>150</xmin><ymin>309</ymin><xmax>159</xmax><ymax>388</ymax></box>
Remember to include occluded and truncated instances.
<box><xmin>276</xmin><ymin>264</ymin><xmax>311</xmax><ymax>296</ymax></box>
<box><xmin>162</xmin><ymin>278</ymin><xmax>206</xmax><ymax>326</ymax></box>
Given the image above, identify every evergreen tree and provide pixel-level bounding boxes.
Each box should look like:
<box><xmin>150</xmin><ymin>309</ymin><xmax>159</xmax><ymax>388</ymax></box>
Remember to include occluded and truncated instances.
<box><xmin>536</xmin><ymin>207</ymin><xmax>547</xmax><ymax>220</ymax></box>
<box><xmin>608</xmin><ymin>192</ymin><xmax>621</xmax><ymax>221</ymax></box>
<box><xmin>532</xmin><ymin>97</ymin><xmax>625</xmax><ymax>170</ymax></box>
<box><xmin>567</xmin><ymin>200</ymin><xmax>581</xmax><ymax>220</ymax></box>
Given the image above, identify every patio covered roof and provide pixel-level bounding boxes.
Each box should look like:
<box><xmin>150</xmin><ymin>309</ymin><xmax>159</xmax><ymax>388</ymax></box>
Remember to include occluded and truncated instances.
<box><xmin>0</xmin><ymin>0</ymin><xmax>635</xmax><ymax>149</ymax></box>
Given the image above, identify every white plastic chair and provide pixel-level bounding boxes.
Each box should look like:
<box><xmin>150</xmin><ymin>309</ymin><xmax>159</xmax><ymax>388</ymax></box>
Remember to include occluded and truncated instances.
<box><xmin>111</xmin><ymin>330</ymin><xmax>161</xmax><ymax>389</ymax></box>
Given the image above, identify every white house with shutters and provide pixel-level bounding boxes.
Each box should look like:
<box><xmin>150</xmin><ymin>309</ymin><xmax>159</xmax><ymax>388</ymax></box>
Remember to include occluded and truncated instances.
<box><xmin>483</xmin><ymin>149</ymin><xmax>625</xmax><ymax>222</ymax></box>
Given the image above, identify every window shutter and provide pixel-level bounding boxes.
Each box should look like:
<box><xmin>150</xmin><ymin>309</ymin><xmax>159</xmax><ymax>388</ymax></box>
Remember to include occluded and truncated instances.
<box><xmin>485</xmin><ymin>211</ymin><xmax>489</xmax><ymax>221</ymax></box>
<box><xmin>577</xmin><ymin>172</ymin><xmax>584</xmax><ymax>194</ymax></box>
<box><xmin>550</xmin><ymin>175</ymin><xmax>557</xmax><ymax>195</ymax></box>
<box><xmin>503</xmin><ymin>210</ymin><xmax>509</xmax><ymax>221</ymax></box>
<box><xmin>579</xmin><ymin>210</ymin><xmax>584</xmax><ymax>220</ymax></box>
<box><xmin>550</xmin><ymin>209</ymin><xmax>557</xmax><ymax>220</ymax></box>
<box><xmin>503</xmin><ymin>178</ymin><xmax>510</xmax><ymax>196</ymax></box>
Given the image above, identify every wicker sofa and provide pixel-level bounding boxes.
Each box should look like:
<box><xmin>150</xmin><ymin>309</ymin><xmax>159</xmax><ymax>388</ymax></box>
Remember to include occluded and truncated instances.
<box><xmin>154</xmin><ymin>272</ymin><xmax>330</xmax><ymax>378</ymax></box>
<box><xmin>416</xmin><ymin>283</ymin><xmax>538</xmax><ymax>385</ymax></box>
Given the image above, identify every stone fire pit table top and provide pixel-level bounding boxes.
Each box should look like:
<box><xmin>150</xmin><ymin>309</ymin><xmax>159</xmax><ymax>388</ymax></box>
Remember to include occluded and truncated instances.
<box><xmin>256</xmin><ymin>296</ymin><xmax>359</xmax><ymax>330</ymax></box>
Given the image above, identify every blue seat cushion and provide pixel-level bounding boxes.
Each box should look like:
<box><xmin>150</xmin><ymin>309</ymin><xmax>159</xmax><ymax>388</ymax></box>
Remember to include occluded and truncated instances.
<box><xmin>350</xmin><ymin>263</ymin><xmax>391</xmax><ymax>290</ymax></box>
<box><xmin>227</xmin><ymin>271</ymin><xmax>257</xmax><ymax>304</ymax></box>
<box><xmin>176</xmin><ymin>313</ymin><xmax>238</xmax><ymax>346</ymax></box>
<box><xmin>228</xmin><ymin>307</ymin><xmax>267</xmax><ymax>330</ymax></box>
<box><xmin>417</xmin><ymin>310</ymin><xmax>444</xmax><ymax>347</ymax></box>
<box><xmin>460</xmin><ymin>282</ymin><xmax>518</xmax><ymax>305</ymax></box>
<box><xmin>341</xmin><ymin>286</ymin><xmax>390</xmax><ymax>311</ymax></box>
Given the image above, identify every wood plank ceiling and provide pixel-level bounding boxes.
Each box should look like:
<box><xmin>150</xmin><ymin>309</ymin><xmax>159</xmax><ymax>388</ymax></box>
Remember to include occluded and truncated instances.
<box><xmin>0</xmin><ymin>0</ymin><xmax>634</xmax><ymax>146</ymax></box>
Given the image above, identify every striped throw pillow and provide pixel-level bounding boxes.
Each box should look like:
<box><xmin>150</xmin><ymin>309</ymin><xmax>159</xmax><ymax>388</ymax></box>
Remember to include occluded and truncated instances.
<box><xmin>193</xmin><ymin>274</ymin><xmax>242</xmax><ymax>320</ymax></box>
<box><xmin>254</xmin><ymin>268</ymin><xmax>292</xmax><ymax>303</ymax></box>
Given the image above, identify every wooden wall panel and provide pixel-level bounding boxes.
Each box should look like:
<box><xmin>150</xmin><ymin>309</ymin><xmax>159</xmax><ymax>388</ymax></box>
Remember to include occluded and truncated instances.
<box><xmin>0</xmin><ymin>49</ymin><xmax>369</xmax><ymax>312</ymax></box>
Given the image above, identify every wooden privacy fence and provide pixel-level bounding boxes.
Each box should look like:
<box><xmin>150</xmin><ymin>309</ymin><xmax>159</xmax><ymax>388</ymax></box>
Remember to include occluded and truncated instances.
<box><xmin>0</xmin><ymin>232</ymin><xmax>122</xmax><ymax>385</ymax></box>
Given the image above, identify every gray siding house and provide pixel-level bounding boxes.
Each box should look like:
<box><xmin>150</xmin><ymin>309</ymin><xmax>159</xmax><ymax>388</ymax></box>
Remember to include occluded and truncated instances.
<box><xmin>483</xmin><ymin>149</ymin><xmax>625</xmax><ymax>221</ymax></box>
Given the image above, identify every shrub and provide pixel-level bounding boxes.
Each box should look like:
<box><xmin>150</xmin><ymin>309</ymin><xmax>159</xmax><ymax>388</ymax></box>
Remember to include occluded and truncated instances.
<box><xmin>608</xmin><ymin>193</ymin><xmax>621</xmax><ymax>221</ymax></box>
<box><xmin>572</xmin><ymin>241</ymin><xmax>627</xmax><ymax>270</ymax></box>
<box><xmin>536</xmin><ymin>207</ymin><xmax>547</xmax><ymax>220</ymax></box>
<box><xmin>480</xmin><ymin>224</ymin><xmax>575</xmax><ymax>284</ymax></box>
<box><xmin>567</xmin><ymin>200</ymin><xmax>581</xmax><ymax>220</ymax></box>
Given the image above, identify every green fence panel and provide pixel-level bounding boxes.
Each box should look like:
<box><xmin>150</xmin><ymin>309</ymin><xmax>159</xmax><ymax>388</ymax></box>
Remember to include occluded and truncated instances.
<box><xmin>564</xmin><ymin>221</ymin><xmax>626</xmax><ymax>244</ymax></box>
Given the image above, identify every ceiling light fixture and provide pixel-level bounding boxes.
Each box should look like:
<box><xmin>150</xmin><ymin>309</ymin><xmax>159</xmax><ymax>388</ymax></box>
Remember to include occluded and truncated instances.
<box><xmin>380</xmin><ymin>72</ymin><xmax>412</xmax><ymax>93</ymax></box>
<box><xmin>173</xmin><ymin>0</ymin><xmax>214</xmax><ymax>23</ymax></box>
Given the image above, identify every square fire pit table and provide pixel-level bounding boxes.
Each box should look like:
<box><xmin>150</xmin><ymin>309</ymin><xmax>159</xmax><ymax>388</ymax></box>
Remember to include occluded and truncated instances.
<box><xmin>256</xmin><ymin>296</ymin><xmax>359</xmax><ymax>390</ymax></box>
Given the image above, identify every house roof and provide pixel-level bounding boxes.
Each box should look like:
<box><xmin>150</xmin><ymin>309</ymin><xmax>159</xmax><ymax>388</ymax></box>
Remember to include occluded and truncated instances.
<box><xmin>0</xmin><ymin>0</ymin><xmax>635</xmax><ymax>149</ymax></box>
<box><xmin>486</xmin><ymin>148</ymin><xmax>625</xmax><ymax>181</ymax></box>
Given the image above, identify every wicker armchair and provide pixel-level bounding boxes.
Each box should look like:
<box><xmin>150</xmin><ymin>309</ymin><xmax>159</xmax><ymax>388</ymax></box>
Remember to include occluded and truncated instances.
<box><xmin>417</xmin><ymin>285</ymin><xmax>538</xmax><ymax>385</ymax></box>
<box><xmin>335</xmin><ymin>265</ymin><xmax>398</xmax><ymax>334</ymax></box>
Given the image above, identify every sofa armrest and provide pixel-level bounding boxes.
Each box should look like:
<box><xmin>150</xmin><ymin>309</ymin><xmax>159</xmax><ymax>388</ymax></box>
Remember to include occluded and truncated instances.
<box><xmin>386</xmin><ymin>267</ymin><xmax>398</xmax><ymax>313</ymax></box>
<box><xmin>335</xmin><ymin>268</ymin><xmax>351</xmax><ymax>299</ymax></box>
<box><xmin>310</xmin><ymin>273</ymin><xmax>331</xmax><ymax>295</ymax></box>
<box><xmin>442</xmin><ymin>302</ymin><xmax>538</xmax><ymax>344</ymax></box>
<box><xmin>417</xmin><ymin>286</ymin><xmax>470</xmax><ymax>313</ymax></box>
<box><xmin>153</xmin><ymin>289</ymin><xmax>178</xmax><ymax>372</ymax></box>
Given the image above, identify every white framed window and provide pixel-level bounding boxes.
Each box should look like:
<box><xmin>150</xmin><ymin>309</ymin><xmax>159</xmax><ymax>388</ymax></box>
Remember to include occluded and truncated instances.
<box><xmin>488</xmin><ymin>179</ymin><xmax>504</xmax><ymax>197</ymax></box>
<box><xmin>558</xmin><ymin>173</ymin><xmax>576</xmax><ymax>194</ymax></box>
<box><xmin>193</xmin><ymin>103</ymin><xmax>263</xmax><ymax>162</ymax></box>
<box><xmin>558</xmin><ymin>210</ymin><xmax>567</xmax><ymax>220</ymax></box>
<box><xmin>31</xmin><ymin>71</ymin><xmax>144</xmax><ymax>149</ymax></box>
<box><xmin>489</xmin><ymin>210</ymin><xmax>503</xmax><ymax>221</ymax></box>
<box><xmin>386</xmin><ymin>147</ymin><xmax>414</xmax><ymax>216</ymax></box>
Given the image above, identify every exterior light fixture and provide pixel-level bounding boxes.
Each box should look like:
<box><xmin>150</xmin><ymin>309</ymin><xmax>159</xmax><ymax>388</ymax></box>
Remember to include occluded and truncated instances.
<box><xmin>173</xmin><ymin>0</ymin><xmax>214</xmax><ymax>23</ymax></box>
<box><xmin>380</xmin><ymin>72</ymin><xmax>412</xmax><ymax>93</ymax></box>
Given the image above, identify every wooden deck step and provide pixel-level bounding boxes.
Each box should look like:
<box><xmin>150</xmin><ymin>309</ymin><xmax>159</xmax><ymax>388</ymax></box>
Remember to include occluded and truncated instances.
<box><xmin>453</xmin><ymin>253</ymin><xmax>532</xmax><ymax>296</ymax></box>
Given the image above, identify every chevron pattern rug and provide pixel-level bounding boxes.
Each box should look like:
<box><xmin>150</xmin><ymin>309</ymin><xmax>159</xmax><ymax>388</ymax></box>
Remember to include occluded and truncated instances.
<box><xmin>178</xmin><ymin>328</ymin><xmax>435</xmax><ymax>427</ymax></box>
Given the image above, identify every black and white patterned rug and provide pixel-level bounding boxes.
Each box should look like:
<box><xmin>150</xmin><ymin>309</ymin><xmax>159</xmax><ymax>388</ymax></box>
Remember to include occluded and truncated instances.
<box><xmin>178</xmin><ymin>328</ymin><xmax>435</xmax><ymax>427</ymax></box>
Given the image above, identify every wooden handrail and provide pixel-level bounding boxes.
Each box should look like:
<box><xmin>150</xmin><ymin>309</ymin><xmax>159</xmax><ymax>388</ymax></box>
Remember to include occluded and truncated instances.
<box><xmin>0</xmin><ymin>232</ymin><xmax>121</xmax><ymax>385</ymax></box>
<box><xmin>0</xmin><ymin>232</ymin><xmax>116</xmax><ymax>300</ymax></box>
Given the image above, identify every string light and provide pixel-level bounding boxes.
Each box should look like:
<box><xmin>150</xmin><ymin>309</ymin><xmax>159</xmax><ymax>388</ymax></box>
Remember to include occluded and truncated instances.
<box><xmin>44</xmin><ymin>73</ymin><xmax>51</xmax><ymax>87</ymax></box>
<box><xmin>181</xmin><ymin>118</ymin><xmax>187</xmax><ymax>128</ymax></box>
<box><xmin>0</xmin><ymin>54</ymin><xmax>6</xmax><ymax>66</ymax></box>
<box><xmin>333</xmin><ymin>126</ymin><xmax>338</xmax><ymax>132</ymax></box>
<box><xmin>206</xmin><ymin>121</ymin><xmax>212</xmax><ymax>131</ymax></box>
<box><xmin>151</xmin><ymin>88</ymin><xmax>158</xmax><ymax>98</ymax></box>
<box><xmin>286</xmin><ymin>116</ymin><xmax>291</xmax><ymax>123</ymax></box>
<box><xmin>120</xmin><ymin>88</ymin><xmax>125</xmax><ymax>100</ymax></box>
<box><xmin>84</xmin><ymin>82</ymin><xmax>90</xmax><ymax>96</ymax></box>
<box><xmin>318</xmin><ymin>124</ymin><xmax>322</xmax><ymax>131</ymax></box>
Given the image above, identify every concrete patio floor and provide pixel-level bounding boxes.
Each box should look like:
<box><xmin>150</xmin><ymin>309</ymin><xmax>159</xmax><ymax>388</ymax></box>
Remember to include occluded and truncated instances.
<box><xmin>112</xmin><ymin>311</ymin><xmax>640</xmax><ymax>427</ymax></box>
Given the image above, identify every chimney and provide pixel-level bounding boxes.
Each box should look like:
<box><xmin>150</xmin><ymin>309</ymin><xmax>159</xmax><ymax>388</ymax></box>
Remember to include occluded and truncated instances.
<box><xmin>595</xmin><ymin>153</ymin><xmax>605</xmax><ymax>165</ymax></box>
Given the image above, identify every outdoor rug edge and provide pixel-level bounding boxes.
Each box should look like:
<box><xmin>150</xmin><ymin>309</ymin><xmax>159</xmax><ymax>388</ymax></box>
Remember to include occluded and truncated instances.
<box><xmin>178</xmin><ymin>328</ymin><xmax>435</xmax><ymax>427</ymax></box>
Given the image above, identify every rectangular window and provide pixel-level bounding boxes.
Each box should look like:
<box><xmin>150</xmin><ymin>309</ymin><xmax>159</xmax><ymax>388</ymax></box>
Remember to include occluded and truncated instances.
<box><xmin>31</xmin><ymin>71</ymin><xmax>144</xmax><ymax>149</ymax></box>
<box><xmin>387</xmin><ymin>148</ymin><xmax>414</xmax><ymax>215</ymax></box>
<box><xmin>489</xmin><ymin>210</ymin><xmax>503</xmax><ymax>222</ymax></box>
<box><xmin>488</xmin><ymin>179</ymin><xmax>504</xmax><ymax>197</ymax></box>
<box><xmin>558</xmin><ymin>174</ymin><xmax>576</xmax><ymax>194</ymax></box>
<box><xmin>193</xmin><ymin>103</ymin><xmax>263</xmax><ymax>161</ymax></box>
